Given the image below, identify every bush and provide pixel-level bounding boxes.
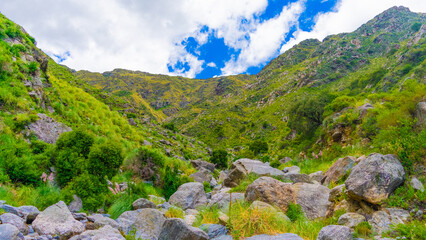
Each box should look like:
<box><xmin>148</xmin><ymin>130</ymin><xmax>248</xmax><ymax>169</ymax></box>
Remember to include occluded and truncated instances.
<box><xmin>137</xmin><ymin>147</ymin><xmax>166</xmax><ymax>168</ymax></box>
<box><xmin>56</xmin><ymin>129</ymin><xmax>94</xmax><ymax>159</ymax></box>
<box><xmin>162</xmin><ymin>122</ymin><xmax>178</xmax><ymax>132</ymax></box>
<box><xmin>4</xmin><ymin>156</ymin><xmax>41</xmax><ymax>185</ymax></box>
<box><xmin>162</xmin><ymin>166</ymin><xmax>182</xmax><ymax>200</ymax></box>
<box><xmin>249</xmin><ymin>140</ymin><xmax>269</xmax><ymax>155</ymax></box>
<box><xmin>210</xmin><ymin>149</ymin><xmax>228</xmax><ymax>169</ymax></box>
<box><xmin>28</xmin><ymin>62</ymin><xmax>38</xmax><ymax>74</ymax></box>
<box><xmin>55</xmin><ymin>150</ymin><xmax>84</xmax><ymax>187</ymax></box>
<box><xmin>386</xmin><ymin>220</ymin><xmax>426</xmax><ymax>240</ymax></box>
<box><xmin>88</xmin><ymin>142</ymin><xmax>123</xmax><ymax>179</ymax></box>
<box><xmin>63</xmin><ymin>173</ymin><xmax>107</xmax><ymax>211</ymax></box>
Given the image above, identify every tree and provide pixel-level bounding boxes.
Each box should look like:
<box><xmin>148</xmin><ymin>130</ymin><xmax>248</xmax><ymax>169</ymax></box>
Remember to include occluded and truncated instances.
<box><xmin>87</xmin><ymin>142</ymin><xmax>124</xmax><ymax>179</ymax></box>
<box><xmin>210</xmin><ymin>150</ymin><xmax>228</xmax><ymax>169</ymax></box>
<box><xmin>249</xmin><ymin>140</ymin><xmax>269</xmax><ymax>156</ymax></box>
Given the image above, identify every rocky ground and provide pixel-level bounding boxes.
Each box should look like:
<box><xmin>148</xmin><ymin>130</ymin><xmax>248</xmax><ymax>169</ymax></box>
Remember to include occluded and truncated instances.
<box><xmin>0</xmin><ymin>153</ymin><xmax>424</xmax><ymax>240</ymax></box>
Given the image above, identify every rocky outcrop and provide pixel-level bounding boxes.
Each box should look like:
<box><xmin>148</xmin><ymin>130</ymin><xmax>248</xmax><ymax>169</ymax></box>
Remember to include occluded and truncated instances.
<box><xmin>68</xmin><ymin>195</ymin><xmax>83</xmax><ymax>213</ymax></box>
<box><xmin>169</xmin><ymin>182</ymin><xmax>208</xmax><ymax>210</ymax></box>
<box><xmin>322</xmin><ymin>156</ymin><xmax>355</xmax><ymax>185</ymax></box>
<box><xmin>69</xmin><ymin>225</ymin><xmax>125</xmax><ymax>240</ymax></box>
<box><xmin>0</xmin><ymin>213</ymin><xmax>28</xmax><ymax>235</ymax></box>
<box><xmin>316</xmin><ymin>225</ymin><xmax>352</xmax><ymax>240</ymax></box>
<box><xmin>345</xmin><ymin>153</ymin><xmax>405</xmax><ymax>204</ymax></box>
<box><xmin>27</xmin><ymin>113</ymin><xmax>72</xmax><ymax>144</ymax></box>
<box><xmin>132</xmin><ymin>198</ymin><xmax>157</xmax><ymax>210</ymax></box>
<box><xmin>224</xmin><ymin>159</ymin><xmax>284</xmax><ymax>187</ymax></box>
<box><xmin>32</xmin><ymin>201</ymin><xmax>84</xmax><ymax>237</ymax></box>
<box><xmin>158</xmin><ymin>218</ymin><xmax>209</xmax><ymax>240</ymax></box>
<box><xmin>245</xmin><ymin>177</ymin><xmax>294</xmax><ymax>212</ymax></box>
<box><xmin>293</xmin><ymin>183</ymin><xmax>332</xmax><ymax>219</ymax></box>
<box><xmin>337</xmin><ymin>213</ymin><xmax>366</xmax><ymax>228</ymax></box>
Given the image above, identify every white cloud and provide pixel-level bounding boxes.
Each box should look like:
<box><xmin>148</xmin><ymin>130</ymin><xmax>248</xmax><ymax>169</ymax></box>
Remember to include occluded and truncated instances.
<box><xmin>280</xmin><ymin>0</ymin><xmax>426</xmax><ymax>53</ymax></box>
<box><xmin>207</xmin><ymin>62</ymin><xmax>217</xmax><ymax>68</ymax></box>
<box><xmin>221</xmin><ymin>1</ymin><xmax>305</xmax><ymax>75</ymax></box>
<box><xmin>0</xmin><ymin>0</ymin><xmax>425</xmax><ymax>78</ymax></box>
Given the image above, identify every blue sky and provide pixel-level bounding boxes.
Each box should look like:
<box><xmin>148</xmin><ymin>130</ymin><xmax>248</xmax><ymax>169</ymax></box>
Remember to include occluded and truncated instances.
<box><xmin>1</xmin><ymin>0</ymin><xmax>425</xmax><ymax>79</ymax></box>
<box><xmin>168</xmin><ymin>0</ymin><xmax>339</xmax><ymax>78</ymax></box>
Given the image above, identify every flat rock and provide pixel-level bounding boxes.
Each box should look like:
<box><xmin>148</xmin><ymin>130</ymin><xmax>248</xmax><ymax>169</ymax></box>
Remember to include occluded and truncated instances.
<box><xmin>224</xmin><ymin>159</ymin><xmax>284</xmax><ymax>187</ymax></box>
<box><xmin>322</xmin><ymin>156</ymin><xmax>355</xmax><ymax>185</ymax></box>
<box><xmin>32</xmin><ymin>201</ymin><xmax>84</xmax><ymax>237</ymax></box>
<box><xmin>345</xmin><ymin>153</ymin><xmax>405</xmax><ymax>204</ymax></box>
<box><xmin>293</xmin><ymin>183</ymin><xmax>332</xmax><ymax>219</ymax></box>
<box><xmin>316</xmin><ymin>225</ymin><xmax>352</xmax><ymax>240</ymax></box>
<box><xmin>69</xmin><ymin>225</ymin><xmax>124</xmax><ymax>240</ymax></box>
<box><xmin>0</xmin><ymin>224</ymin><xmax>24</xmax><ymax>240</ymax></box>
<box><xmin>245</xmin><ymin>177</ymin><xmax>294</xmax><ymax>212</ymax></box>
<box><xmin>282</xmin><ymin>166</ymin><xmax>300</xmax><ymax>174</ymax></box>
<box><xmin>158</xmin><ymin>218</ymin><xmax>209</xmax><ymax>240</ymax></box>
<box><xmin>169</xmin><ymin>182</ymin><xmax>208</xmax><ymax>210</ymax></box>
<box><xmin>132</xmin><ymin>198</ymin><xmax>157</xmax><ymax>210</ymax></box>
<box><xmin>0</xmin><ymin>213</ymin><xmax>28</xmax><ymax>235</ymax></box>
<box><xmin>245</xmin><ymin>233</ymin><xmax>303</xmax><ymax>240</ymax></box>
<box><xmin>337</xmin><ymin>213</ymin><xmax>366</xmax><ymax>228</ymax></box>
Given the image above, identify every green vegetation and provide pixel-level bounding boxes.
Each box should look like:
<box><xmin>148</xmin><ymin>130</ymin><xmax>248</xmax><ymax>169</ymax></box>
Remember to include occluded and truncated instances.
<box><xmin>210</xmin><ymin>149</ymin><xmax>228</xmax><ymax>169</ymax></box>
<box><xmin>385</xmin><ymin>220</ymin><xmax>426</xmax><ymax>240</ymax></box>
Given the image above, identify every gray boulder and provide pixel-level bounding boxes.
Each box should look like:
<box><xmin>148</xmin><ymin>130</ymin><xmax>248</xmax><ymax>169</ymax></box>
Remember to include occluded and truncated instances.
<box><xmin>158</xmin><ymin>218</ymin><xmax>209</xmax><ymax>240</ymax></box>
<box><xmin>411</xmin><ymin>177</ymin><xmax>424</xmax><ymax>192</ymax></box>
<box><xmin>368</xmin><ymin>208</ymin><xmax>410</xmax><ymax>234</ymax></box>
<box><xmin>190</xmin><ymin>169</ymin><xmax>214</xmax><ymax>184</ymax></box>
<box><xmin>69</xmin><ymin>225</ymin><xmax>124</xmax><ymax>240</ymax></box>
<box><xmin>32</xmin><ymin>201</ymin><xmax>84</xmax><ymax>237</ymax></box>
<box><xmin>245</xmin><ymin>233</ymin><xmax>303</xmax><ymax>240</ymax></box>
<box><xmin>245</xmin><ymin>177</ymin><xmax>294</xmax><ymax>212</ymax></box>
<box><xmin>293</xmin><ymin>183</ymin><xmax>332</xmax><ymax>220</ymax></box>
<box><xmin>68</xmin><ymin>195</ymin><xmax>83</xmax><ymax>213</ymax></box>
<box><xmin>282</xmin><ymin>173</ymin><xmax>311</xmax><ymax>183</ymax></box>
<box><xmin>132</xmin><ymin>198</ymin><xmax>157</xmax><ymax>210</ymax></box>
<box><xmin>93</xmin><ymin>216</ymin><xmax>121</xmax><ymax>229</ymax></box>
<box><xmin>0</xmin><ymin>224</ymin><xmax>24</xmax><ymax>240</ymax></box>
<box><xmin>358</xmin><ymin>103</ymin><xmax>374</xmax><ymax>119</ymax></box>
<box><xmin>199</xmin><ymin>224</ymin><xmax>228</xmax><ymax>239</ymax></box>
<box><xmin>309</xmin><ymin>171</ymin><xmax>324</xmax><ymax>183</ymax></box>
<box><xmin>208</xmin><ymin>192</ymin><xmax>244</xmax><ymax>209</ymax></box>
<box><xmin>0</xmin><ymin>213</ymin><xmax>28</xmax><ymax>235</ymax></box>
<box><xmin>116</xmin><ymin>210</ymin><xmax>141</xmax><ymax>234</ymax></box>
<box><xmin>224</xmin><ymin>159</ymin><xmax>284</xmax><ymax>187</ymax></box>
<box><xmin>316</xmin><ymin>225</ymin><xmax>352</xmax><ymax>240</ymax></box>
<box><xmin>415</xmin><ymin>102</ymin><xmax>426</xmax><ymax>127</ymax></box>
<box><xmin>322</xmin><ymin>156</ymin><xmax>355</xmax><ymax>185</ymax></box>
<box><xmin>345</xmin><ymin>153</ymin><xmax>405</xmax><ymax>204</ymax></box>
<box><xmin>337</xmin><ymin>213</ymin><xmax>366</xmax><ymax>228</ymax></box>
<box><xmin>117</xmin><ymin>208</ymin><xmax>165</xmax><ymax>239</ymax></box>
<box><xmin>282</xmin><ymin>166</ymin><xmax>300</xmax><ymax>174</ymax></box>
<box><xmin>191</xmin><ymin>160</ymin><xmax>215</xmax><ymax>173</ymax></box>
<box><xmin>0</xmin><ymin>205</ymin><xmax>39</xmax><ymax>223</ymax></box>
<box><xmin>169</xmin><ymin>182</ymin><xmax>208</xmax><ymax>210</ymax></box>
<box><xmin>329</xmin><ymin>184</ymin><xmax>345</xmax><ymax>202</ymax></box>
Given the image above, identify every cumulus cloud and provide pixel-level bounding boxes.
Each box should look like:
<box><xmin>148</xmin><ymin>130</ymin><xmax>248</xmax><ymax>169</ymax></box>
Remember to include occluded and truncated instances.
<box><xmin>280</xmin><ymin>0</ymin><xmax>426</xmax><ymax>53</ymax></box>
<box><xmin>0</xmin><ymin>0</ymin><xmax>424</xmax><ymax>78</ymax></box>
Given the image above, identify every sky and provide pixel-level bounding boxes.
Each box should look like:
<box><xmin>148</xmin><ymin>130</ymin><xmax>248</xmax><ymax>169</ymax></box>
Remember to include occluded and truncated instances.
<box><xmin>0</xmin><ymin>0</ymin><xmax>425</xmax><ymax>79</ymax></box>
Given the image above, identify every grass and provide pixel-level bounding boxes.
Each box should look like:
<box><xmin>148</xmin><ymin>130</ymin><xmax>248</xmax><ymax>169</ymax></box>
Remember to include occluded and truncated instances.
<box><xmin>384</xmin><ymin>220</ymin><xmax>426</xmax><ymax>240</ymax></box>
<box><xmin>0</xmin><ymin>184</ymin><xmax>61</xmax><ymax>210</ymax></box>
<box><xmin>229</xmin><ymin>173</ymin><xmax>259</xmax><ymax>193</ymax></box>
<box><xmin>107</xmin><ymin>193</ymin><xmax>137</xmax><ymax>219</ymax></box>
<box><xmin>353</xmin><ymin>222</ymin><xmax>373</xmax><ymax>239</ymax></box>
<box><xmin>165</xmin><ymin>206</ymin><xmax>185</xmax><ymax>219</ymax></box>
<box><xmin>194</xmin><ymin>206</ymin><xmax>221</xmax><ymax>227</ymax></box>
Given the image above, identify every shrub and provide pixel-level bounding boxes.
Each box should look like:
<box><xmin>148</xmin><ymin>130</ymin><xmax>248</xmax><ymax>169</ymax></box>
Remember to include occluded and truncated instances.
<box><xmin>63</xmin><ymin>173</ymin><xmax>107</xmax><ymax>211</ymax></box>
<box><xmin>107</xmin><ymin>193</ymin><xmax>136</xmax><ymax>219</ymax></box>
<box><xmin>28</xmin><ymin>62</ymin><xmax>38</xmax><ymax>74</ymax></box>
<box><xmin>4</xmin><ymin>156</ymin><xmax>41</xmax><ymax>185</ymax></box>
<box><xmin>210</xmin><ymin>149</ymin><xmax>228</xmax><ymax>169</ymax></box>
<box><xmin>249</xmin><ymin>140</ymin><xmax>269</xmax><ymax>155</ymax></box>
<box><xmin>386</xmin><ymin>220</ymin><xmax>426</xmax><ymax>240</ymax></box>
<box><xmin>88</xmin><ymin>142</ymin><xmax>123</xmax><ymax>179</ymax></box>
<box><xmin>56</xmin><ymin>129</ymin><xmax>94</xmax><ymax>159</ymax></box>
<box><xmin>203</xmin><ymin>181</ymin><xmax>212</xmax><ymax>193</ymax></box>
<box><xmin>162</xmin><ymin>122</ymin><xmax>178</xmax><ymax>132</ymax></box>
<box><xmin>55</xmin><ymin>150</ymin><xmax>84</xmax><ymax>187</ymax></box>
<box><xmin>194</xmin><ymin>206</ymin><xmax>220</xmax><ymax>227</ymax></box>
<box><xmin>354</xmin><ymin>222</ymin><xmax>373</xmax><ymax>239</ymax></box>
<box><xmin>162</xmin><ymin>166</ymin><xmax>181</xmax><ymax>200</ymax></box>
<box><xmin>137</xmin><ymin>147</ymin><xmax>166</xmax><ymax>168</ymax></box>
<box><xmin>286</xmin><ymin>203</ymin><xmax>305</xmax><ymax>222</ymax></box>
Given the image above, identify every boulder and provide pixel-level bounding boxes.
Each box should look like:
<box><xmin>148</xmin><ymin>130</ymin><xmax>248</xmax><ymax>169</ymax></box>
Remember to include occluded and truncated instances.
<box><xmin>411</xmin><ymin>177</ymin><xmax>424</xmax><ymax>192</ymax></box>
<box><xmin>0</xmin><ymin>213</ymin><xmax>28</xmax><ymax>235</ymax></box>
<box><xmin>224</xmin><ymin>159</ymin><xmax>284</xmax><ymax>187</ymax></box>
<box><xmin>316</xmin><ymin>225</ymin><xmax>352</xmax><ymax>240</ymax></box>
<box><xmin>322</xmin><ymin>156</ymin><xmax>355</xmax><ymax>185</ymax></box>
<box><xmin>87</xmin><ymin>214</ymin><xmax>105</xmax><ymax>223</ymax></box>
<box><xmin>282</xmin><ymin>173</ymin><xmax>311</xmax><ymax>183</ymax></box>
<box><xmin>334</xmin><ymin>199</ymin><xmax>360</xmax><ymax>213</ymax></box>
<box><xmin>337</xmin><ymin>213</ymin><xmax>366</xmax><ymax>228</ymax></box>
<box><xmin>415</xmin><ymin>102</ymin><xmax>426</xmax><ymax>127</ymax></box>
<box><xmin>0</xmin><ymin>205</ymin><xmax>39</xmax><ymax>223</ymax></box>
<box><xmin>293</xmin><ymin>183</ymin><xmax>332</xmax><ymax>219</ymax></box>
<box><xmin>199</xmin><ymin>224</ymin><xmax>228</xmax><ymax>239</ymax></box>
<box><xmin>69</xmin><ymin>225</ymin><xmax>124</xmax><ymax>240</ymax></box>
<box><xmin>184</xmin><ymin>215</ymin><xmax>197</xmax><ymax>226</ymax></box>
<box><xmin>158</xmin><ymin>218</ymin><xmax>209</xmax><ymax>240</ymax></box>
<box><xmin>32</xmin><ymin>201</ymin><xmax>84</xmax><ymax>237</ymax></box>
<box><xmin>309</xmin><ymin>171</ymin><xmax>324</xmax><ymax>183</ymax></box>
<box><xmin>245</xmin><ymin>233</ymin><xmax>303</xmax><ymax>240</ymax></box>
<box><xmin>27</xmin><ymin>113</ymin><xmax>72</xmax><ymax>144</ymax></box>
<box><xmin>245</xmin><ymin>177</ymin><xmax>294</xmax><ymax>212</ymax></box>
<box><xmin>0</xmin><ymin>224</ymin><xmax>23</xmax><ymax>240</ymax></box>
<box><xmin>117</xmin><ymin>209</ymin><xmax>165</xmax><ymax>238</ymax></box>
<box><xmin>345</xmin><ymin>153</ymin><xmax>405</xmax><ymax>204</ymax></box>
<box><xmin>218</xmin><ymin>171</ymin><xmax>228</xmax><ymax>183</ymax></box>
<box><xmin>190</xmin><ymin>169</ymin><xmax>214</xmax><ymax>184</ymax></box>
<box><xmin>279</xmin><ymin>157</ymin><xmax>292</xmax><ymax>165</ymax></box>
<box><xmin>149</xmin><ymin>195</ymin><xmax>166</xmax><ymax>205</ymax></box>
<box><xmin>93</xmin><ymin>216</ymin><xmax>121</xmax><ymax>229</ymax></box>
<box><xmin>208</xmin><ymin>192</ymin><xmax>244</xmax><ymax>209</ymax></box>
<box><xmin>368</xmin><ymin>208</ymin><xmax>410</xmax><ymax>234</ymax></box>
<box><xmin>282</xmin><ymin>166</ymin><xmax>300</xmax><ymax>174</ymax></box>
<box><xmin>357</xmin><ymin>103</ymin><xmax>374</xmax><ymax>119</ymax></box>
<box><xmin>132</xmin><ymin>198</ymin><xmax>157</xmax><ymax>210</ymax></box>
<box><xmin>169</xmin><ymin>182</ymin><xmax>208</xmax><ymax>210</ymax></box>
<box><xmin>68</xmin><ymin>195</ymin><xmax>82</xmax><ymax>213</ymax></box>
<box><xmin>191</xmin><ymin>160</ymin><xmax>215</xmax><ymax>173</ymax></box>
<box><xmin>212</xmin><ymin>235</ymin><xmax>233</xmax><ymax>240</ymax></box>
<box><xmin>249</xmin><ymin>201</ymin><xmax>277</xmax><ymax>212</ymax></box>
